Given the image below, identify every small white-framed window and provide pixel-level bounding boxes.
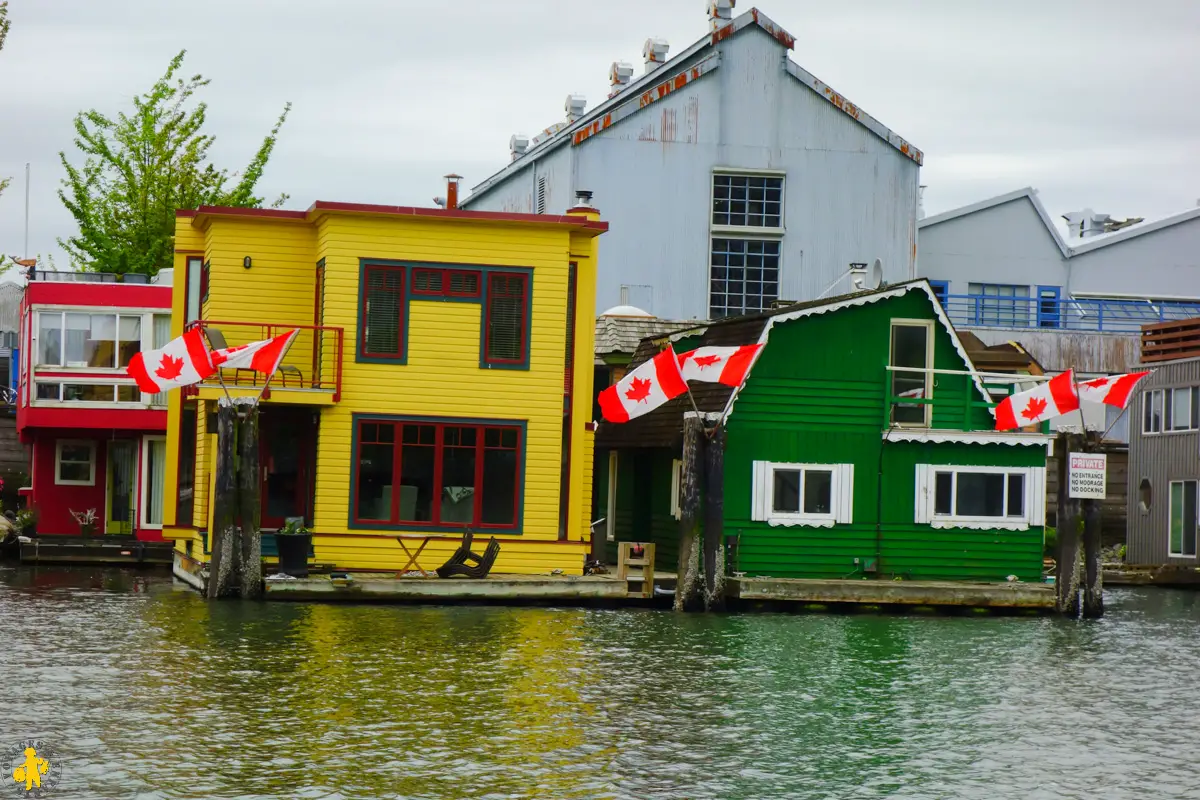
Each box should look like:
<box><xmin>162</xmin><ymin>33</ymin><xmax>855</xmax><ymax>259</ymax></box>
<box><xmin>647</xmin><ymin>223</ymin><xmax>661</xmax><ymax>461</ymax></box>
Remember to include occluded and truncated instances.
<box><xmin>751</xmin><ymin>461</ymin><xmax>853</xmax><ymax>527</ymax></box>
<box><xmin>670</xmin><ymin>458</ymin><xmax>683</xmax><ymax>520</ymax></box>
<box><xmin>1169</xmin><ymin>480</ymin><xmax>1199</xmax><ymax>558</ymax></box>
<box><xmin>890</xmin><ymin>319</ymin><xmax>935</xmax><ymax>427</ymax></box>
<box><xmin>55</xmin><ymin>440</ymin><xmax>96</xmax><ymax>486</ymax></box>
<box><xmin>915</xmin><ymin>464</ymin><xmax>1045</xmax><ymax>530</ymax></box>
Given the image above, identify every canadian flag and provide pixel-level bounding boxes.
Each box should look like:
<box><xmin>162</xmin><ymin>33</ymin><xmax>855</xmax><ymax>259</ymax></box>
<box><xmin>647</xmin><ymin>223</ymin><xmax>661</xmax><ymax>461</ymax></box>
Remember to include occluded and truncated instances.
<box><xmin>126</xmin><ymin>328</ymin><xmax>216</xmax><ymax>393</ymax></box>
<box><xmin>678</xmin><ymin>344</ymin><xmax>763</xmax><ymax>387</ymax></box>
<box><xmin>211</xmin><ymin>330</ymin><xmax>299</xmax><ymax>375</ymax></box>
<box><xmin>1077</xmin><ymin>371</ymin><xmax>1152</xmax><ymax>409</ymax></box>
<box><xmin>994</xmin><ymin>370</ymin><xmax>1081</xmax><ymax>431</ymax></box>
<box><xmin>599</xmin><ymin>346</ymin><xmax>689</xmax><ymax>423</ymax></box>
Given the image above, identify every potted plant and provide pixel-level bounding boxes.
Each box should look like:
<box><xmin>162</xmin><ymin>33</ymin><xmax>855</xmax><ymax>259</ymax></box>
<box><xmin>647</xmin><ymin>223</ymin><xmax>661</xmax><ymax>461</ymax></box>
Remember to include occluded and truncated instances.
<box><xmin>70</xmin><ymin>508</ymin><xmax>98</xmax><ymax>537</ymax></box>
<box><xmin>14</xmin><ymin>508</ymin><xmax>37</xmax><ymax>538</ymax></box>
<box><xmin>275</xmin><ymin>518</ymin><xmax>312</xmax><ymax>578</ymax></box>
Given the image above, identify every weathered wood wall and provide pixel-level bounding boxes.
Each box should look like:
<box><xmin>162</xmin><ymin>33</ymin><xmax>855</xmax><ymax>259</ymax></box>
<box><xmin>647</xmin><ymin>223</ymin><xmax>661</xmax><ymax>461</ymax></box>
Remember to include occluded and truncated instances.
<box><xmin>1047</xmin><ymin>444</ymin><xmax>1127</xmax><ymax>547</ymax></box>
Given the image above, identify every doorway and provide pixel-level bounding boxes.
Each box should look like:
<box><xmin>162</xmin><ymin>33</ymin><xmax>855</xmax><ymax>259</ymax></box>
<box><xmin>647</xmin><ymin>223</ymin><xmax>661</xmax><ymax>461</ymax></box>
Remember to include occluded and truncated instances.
<box><xmin>106</xmin><ymin>440</ymin><xmax>137</xmax><ymax>536</ymax></box>
<box><xmin>259</xmin><ymin>407</ymin><xmax>317</xmax><ymax>529</ymax></box>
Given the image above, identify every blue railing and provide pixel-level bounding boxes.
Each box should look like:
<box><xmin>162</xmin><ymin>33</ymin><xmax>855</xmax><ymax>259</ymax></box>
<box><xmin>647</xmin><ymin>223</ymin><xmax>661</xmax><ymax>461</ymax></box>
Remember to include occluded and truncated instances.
<box><xmin>939</xmin><ymin>293</ymin><xmax>1200</xmax><ymax>333</ymax></box>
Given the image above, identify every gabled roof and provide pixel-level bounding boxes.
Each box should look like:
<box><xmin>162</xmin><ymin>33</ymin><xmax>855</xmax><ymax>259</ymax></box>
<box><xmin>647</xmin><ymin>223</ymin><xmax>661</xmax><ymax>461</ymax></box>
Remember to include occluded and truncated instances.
<box><xmin>464</xmin><ymin>7</ymin><xmax>921</xmax><ymax>206</ymax></box>
<box><xmin>597</xmin><ymin>280</ymin><xmax>991</xmax><ymax>448</ymax></box>
<box><xmin>918</xmin><ymin>187</ymin><xmax>1070</xmax><ymax>258</ymax></box>
<box><xmin>919</xmin><ymin>187</ymin><xmax>1200</xmax><ymax>260</ymax></box>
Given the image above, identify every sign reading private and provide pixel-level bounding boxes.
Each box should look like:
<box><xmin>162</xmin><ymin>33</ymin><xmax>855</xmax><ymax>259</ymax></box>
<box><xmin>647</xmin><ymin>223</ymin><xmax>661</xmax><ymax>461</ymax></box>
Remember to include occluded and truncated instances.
<box><xmin>1068</xmin><ymin>452</ymin><xmax>1107</xmax><ymax>499</ymax></box>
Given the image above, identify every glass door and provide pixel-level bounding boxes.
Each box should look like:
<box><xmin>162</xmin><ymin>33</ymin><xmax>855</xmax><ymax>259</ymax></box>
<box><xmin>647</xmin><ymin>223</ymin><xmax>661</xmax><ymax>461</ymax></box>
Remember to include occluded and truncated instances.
<box><xmin>140</xmin><ymin>436</ymin><xmax>166</xmax><ymax>534</ymax></box>
<box><xmin>260</xmin><ymin>408</ymin><xmax>315</xmax><ymax>529</ymax></box>
<box><xmin>106</xmin><ymin>441</ymin><xmax>137</xmax><ymax>536</ymax></box>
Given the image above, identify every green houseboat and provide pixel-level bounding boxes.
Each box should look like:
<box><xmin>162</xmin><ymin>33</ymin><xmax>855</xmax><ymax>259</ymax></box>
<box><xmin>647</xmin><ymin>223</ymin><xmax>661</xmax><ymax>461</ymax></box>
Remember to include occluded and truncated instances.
<box><xmin>594</xmin><ymin>280</ymin><xmax>1054</xmax><ymax>585</ymax></box>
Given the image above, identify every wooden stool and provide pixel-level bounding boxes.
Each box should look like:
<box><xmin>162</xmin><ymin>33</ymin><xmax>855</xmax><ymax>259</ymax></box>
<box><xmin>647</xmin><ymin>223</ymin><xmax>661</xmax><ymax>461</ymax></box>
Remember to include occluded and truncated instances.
<box><xmin>617</xmin><ymin>541</ymin><xmax>656</xmax><ymax>598</ymax></box>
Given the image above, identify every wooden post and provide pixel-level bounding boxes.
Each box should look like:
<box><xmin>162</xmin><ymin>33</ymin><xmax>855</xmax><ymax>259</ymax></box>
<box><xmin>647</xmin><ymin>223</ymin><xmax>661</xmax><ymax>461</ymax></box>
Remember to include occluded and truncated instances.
<box><xmin>207</xmin><ymin>401</ymin><xmax>240</xmax><ymax>599</ymax></box>
<box><xmin>237</xmin><ymin>406</ymin><xmax>263</xmax><ymax>600</ymax></box>
<box><xmin>1081</xmin><ymin>433</ymin><xmax>1104</xmax><ymax>618</ymax></box>
<box><xmin>703</xmin><ymin>424</ymin><xmax>726</xmax><ymax>611</ymax></box>
<box><xmin>1055</xmin><ymin>431</ymin><xmax>1081</xmax><ymax>616</ymax></box>
<box><xmin>674</xmin><ymin>413</ymin><xmax>704</xmax><ymax>611</ymax></box>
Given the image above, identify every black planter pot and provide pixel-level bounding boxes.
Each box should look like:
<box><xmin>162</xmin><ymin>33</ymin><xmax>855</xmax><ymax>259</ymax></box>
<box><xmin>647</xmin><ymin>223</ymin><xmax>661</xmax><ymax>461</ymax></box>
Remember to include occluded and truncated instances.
<box><xmin>276</xmin><ymin>533</ymin><xmax>312</xmax><ymax>578</ymax></box>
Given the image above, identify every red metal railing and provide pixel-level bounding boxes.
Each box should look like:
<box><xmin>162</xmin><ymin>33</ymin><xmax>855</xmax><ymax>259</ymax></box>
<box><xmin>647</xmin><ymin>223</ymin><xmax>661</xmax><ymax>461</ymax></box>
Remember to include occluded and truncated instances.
<box><xmin>187</xmin><ymin>320</ymin><xmax>344</xmax><ymax>401</ymax></box>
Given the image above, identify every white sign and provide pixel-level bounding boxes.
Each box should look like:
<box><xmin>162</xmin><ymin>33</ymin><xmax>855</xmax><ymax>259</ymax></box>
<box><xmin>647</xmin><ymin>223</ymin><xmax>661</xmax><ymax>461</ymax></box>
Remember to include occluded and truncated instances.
<box><xmin>1068</xmin><ymin>452</ymin><xmax>1107</xmax><ymax>499</ymax></box>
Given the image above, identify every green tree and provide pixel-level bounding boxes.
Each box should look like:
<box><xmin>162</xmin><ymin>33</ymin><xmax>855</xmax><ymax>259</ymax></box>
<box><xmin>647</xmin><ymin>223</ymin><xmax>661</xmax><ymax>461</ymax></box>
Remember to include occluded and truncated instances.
<box><xmin>57</xmin><ymin>50</ymin><xmax>291</xmax><ymax>275</ymax></box>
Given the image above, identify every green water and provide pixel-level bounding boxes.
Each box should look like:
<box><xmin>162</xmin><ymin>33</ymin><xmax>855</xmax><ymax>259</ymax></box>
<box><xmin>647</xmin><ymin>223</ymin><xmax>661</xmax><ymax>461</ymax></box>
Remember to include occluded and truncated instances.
<box><xmin>1</xmin><ymin>566</ymin><xmax>1198</xmax><ymax>799</ymax></box>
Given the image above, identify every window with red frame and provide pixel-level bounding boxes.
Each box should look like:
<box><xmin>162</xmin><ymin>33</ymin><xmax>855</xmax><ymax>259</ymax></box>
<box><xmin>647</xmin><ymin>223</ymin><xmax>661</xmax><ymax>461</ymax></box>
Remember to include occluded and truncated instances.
<box><xmin>484</xmin><ymin>272</ymin><xmax>529</xmax><ymax>365</ymax></box>
<box><xmin>412</xmin><ymin>268</ymin><xmax>481</xmax><ymax>298</ymax></box>
<box><xmin>354</xmin><ymin>419</ymin><xmax>521</xmax><ymax>528</ymax></box>
<box><xmin>360</xmin><ymin>265</ymin><xmax>405</xmax><ymax>358</ymax></box>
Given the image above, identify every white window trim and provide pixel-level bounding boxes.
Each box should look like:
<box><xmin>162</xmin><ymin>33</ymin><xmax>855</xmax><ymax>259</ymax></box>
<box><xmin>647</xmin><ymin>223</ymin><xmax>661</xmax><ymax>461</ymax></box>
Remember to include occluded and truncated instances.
<box><xmin>751</xmin><ymin>461</ymin><xmax>853</xmax><ymax>528</ymax></box>
<box><xmin>140</xmin><ymin>435</ymin><xmax>166</xmax><ymax>531</ymax></box>
<box><xmin>1148</xmin><ymin>387</ymin><xmax>1200</xmax><ymax>435</ymax></box>
<box><xmin>31</xmin><ymin>306</ymin><xmax>163</xmax><ymax>372</ymax></box>
<box><xmin>890</xmin><ymin>318</ymin><xmax>935</xmax><ymax>428</ymax></box>
<box><xmin>1168</xmin><ymin>479</ymin><xmax>1198</xmax><ymax>559</ymax></box>
<box><xmin>1143</xmin><ymin>389</ymin><xmax>1163</xmax><ymax>435</ymax></box>
<box><xmin>914</xmin><ymin>464</ymin><xmax>1045</xmax><ymax>531</ymax></box>
<box><xmin>32</xmin><ymin>379</ymin><xmax>146</xmax><ymax>409</ymax></box>
<box><xmin>605</xmin><ymin>451</ymin><xmax>618</xmax><ymax>542</ymax></box>
<box><xmin>55</xmin><ymin>439</ymin><xmax>97</xmax><ymax>486</ymax></box>
<box><xmin>670</xmin><ymin>458</ymin><xmax>683</xmax><ymax>521</ymax></box>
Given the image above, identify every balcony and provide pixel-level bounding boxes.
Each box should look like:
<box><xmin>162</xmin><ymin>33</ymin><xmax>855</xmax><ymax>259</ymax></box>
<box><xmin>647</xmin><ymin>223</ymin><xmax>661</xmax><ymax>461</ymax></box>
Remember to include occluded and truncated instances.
<box><xmin>188</xmin><ymin>320</ymin><xmax>343</xmax><ymax>404</ymax></box>
<box><xmin>883</xmin><ymin>366</ymin><xmax>1050</xmax><ymax>434</ymax></box>
<box><xmin>941</xmin><ymin>294</ymin><xmax>1200</xmax><ymax>334</ymax></box>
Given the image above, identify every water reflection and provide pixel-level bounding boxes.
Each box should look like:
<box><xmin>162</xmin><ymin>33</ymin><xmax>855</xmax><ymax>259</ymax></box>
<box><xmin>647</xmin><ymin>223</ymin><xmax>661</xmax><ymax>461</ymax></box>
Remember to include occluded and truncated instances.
<box><xmin>1</xmin><ymin>566</ymin><xmax>1199</xmax><ymax>799</ymax></box>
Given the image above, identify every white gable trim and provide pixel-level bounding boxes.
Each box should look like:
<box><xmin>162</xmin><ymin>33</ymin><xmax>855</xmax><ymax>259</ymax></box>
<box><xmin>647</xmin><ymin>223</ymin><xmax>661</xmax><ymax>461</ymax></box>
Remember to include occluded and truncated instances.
<box><xmin>721</xmin><ymin>282</ymin><xmax>994</xmax><ymax>422</ymax></box>
<box><xmin>918</xmin><ymin>187</ymin><xmax>1069</xmax><ymax>258</ymax></box>
<box><xmin>1067</xmin><ymin>206</ymin><xmax>1200</xmax><ymax>255</ymax></box>
<box><xmin>885</xmin><ymin>429</ymin><xmax>1055</xmax><ymax>452</ymax></box>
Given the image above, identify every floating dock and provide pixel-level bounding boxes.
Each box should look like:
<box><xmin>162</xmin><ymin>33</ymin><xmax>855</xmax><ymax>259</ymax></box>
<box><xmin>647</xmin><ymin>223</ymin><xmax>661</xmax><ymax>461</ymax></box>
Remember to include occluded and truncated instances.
<box><xmin>16</xmin><ymin>537</ymin><xmax>173</xmax><ymax>567</ymax></box>
<box><xmin>730</xmin><ymin>576</ymin><xmax>1056</xmax><ymax>610</ymax></box>
<box><xmin>263</xmin><ymin>572</ymin><xmax>632</xmax><ymax>603</ymax></box>
<box><xmin>1103</xmin><ymin>564</ymin><xmax>1200</xmax><ymax>588</ymax></box>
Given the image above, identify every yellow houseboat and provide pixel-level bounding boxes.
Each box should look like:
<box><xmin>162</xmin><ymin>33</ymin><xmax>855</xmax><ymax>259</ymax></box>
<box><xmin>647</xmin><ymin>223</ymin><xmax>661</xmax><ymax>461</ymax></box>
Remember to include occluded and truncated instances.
<box><xmin>163</xmin><ymin>183</ymin><xmax>606</xmax><ymax>579</ymax></box>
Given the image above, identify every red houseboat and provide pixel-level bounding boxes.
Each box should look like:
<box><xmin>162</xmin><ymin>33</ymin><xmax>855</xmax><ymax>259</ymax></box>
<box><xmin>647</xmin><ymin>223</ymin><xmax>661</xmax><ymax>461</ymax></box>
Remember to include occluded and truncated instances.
<box><xmin>16</xmin><ymin>268</ymin><xmax>172</xmax><ymax>541</ymax></box>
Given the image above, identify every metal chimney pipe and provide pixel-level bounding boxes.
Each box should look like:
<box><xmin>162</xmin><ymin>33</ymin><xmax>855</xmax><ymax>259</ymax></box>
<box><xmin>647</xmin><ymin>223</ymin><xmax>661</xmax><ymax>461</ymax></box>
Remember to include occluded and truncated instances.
<box><xmin>444</xmin><ymin>174</ymin><xmax>462</xmax><ymax>210</ymax></box>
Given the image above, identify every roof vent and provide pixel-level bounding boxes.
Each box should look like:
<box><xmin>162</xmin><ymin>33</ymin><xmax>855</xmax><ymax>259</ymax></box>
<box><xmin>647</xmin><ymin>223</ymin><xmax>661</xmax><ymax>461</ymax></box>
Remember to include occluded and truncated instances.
<box><xmin>509</xmin><ymin>133</ymin><xmax>530</xmax><ymax>161</ymax></box>
<box><xmin>565</xmin><ymin>94</ymin><xmax>587</xmax><ymax>122</ymax></box>
<box><xmin>642</xmin><ymin>38</ymin><xmax>669</xmax><ymax>73</ymax></box>
<box><xmin>608</xmin><ymin>61</ymin><xmax>635</xmax><ymax>98</ymax></box>
<box><xmin>708</xmin><ymin>0</ymin><xmax>735</xmax><ymax>30</ymax></box>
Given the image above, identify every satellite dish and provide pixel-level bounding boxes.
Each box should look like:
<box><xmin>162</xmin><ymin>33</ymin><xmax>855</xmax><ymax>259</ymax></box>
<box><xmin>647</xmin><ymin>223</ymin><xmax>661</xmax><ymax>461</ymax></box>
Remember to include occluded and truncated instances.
<box><xmin>868</xmin><ymin>258</ymin><xmax>884</xmax><ymax>290</ymax></box>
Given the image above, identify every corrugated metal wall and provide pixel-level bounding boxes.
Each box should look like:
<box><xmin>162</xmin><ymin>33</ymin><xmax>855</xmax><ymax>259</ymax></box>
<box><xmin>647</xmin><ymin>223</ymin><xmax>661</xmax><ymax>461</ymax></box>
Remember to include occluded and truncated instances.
<box><xmin>1127</xmin><ymin>358</ymin><xmax>1200</xmax><ymax>565</ymax></box>
<box><xmin>466</xmin><ymin>26</ymin><xmax>920</xmax><ymax>319</ymax></box>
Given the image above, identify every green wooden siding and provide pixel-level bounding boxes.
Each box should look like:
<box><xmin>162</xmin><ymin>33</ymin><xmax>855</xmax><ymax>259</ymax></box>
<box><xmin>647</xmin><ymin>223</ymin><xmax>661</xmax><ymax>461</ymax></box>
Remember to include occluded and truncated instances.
<box><xmin>595</xmin><ymin>448</ymin><xmax>678</xmax><ymax>571</ymax></box>
<box><xmin>724</xmin><ymin>290</ymin><xmax>1045</xmax><ymax>582</ymax></box>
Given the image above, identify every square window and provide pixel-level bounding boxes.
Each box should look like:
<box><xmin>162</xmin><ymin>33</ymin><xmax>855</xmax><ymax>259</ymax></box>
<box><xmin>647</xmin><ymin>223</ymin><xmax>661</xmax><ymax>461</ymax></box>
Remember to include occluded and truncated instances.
<box><xmin>56</xmin><ymin>440</ymin><xmax>96</xmax><ymax>486</ymax></box>
<box><xmin>773</xmin><ymin>469</ymin><xmax>801</xmax><ymax>514</ymax></box>
<box><xmin>753</xmin><ymin>462</ymin><xmax>852</xmax><ymax>527</ymax></box>
<box><xmin>710</xmin><ymin>238</ymin><xmax>781</xmax><ymax>318</ymax></box>
<box><xmin>804</xmin><ymin>470</ymin><xmax>833</xmax><ymax>514</ymax></box>
<box><xmin>712</xmin><ymin>174</ymin><xmax>784</xmax><ymax>228</ymax></box>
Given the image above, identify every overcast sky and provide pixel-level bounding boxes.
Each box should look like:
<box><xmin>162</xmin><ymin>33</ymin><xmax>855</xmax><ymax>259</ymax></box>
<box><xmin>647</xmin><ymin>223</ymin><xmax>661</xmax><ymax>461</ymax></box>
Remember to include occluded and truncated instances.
<box><xmin>1</xmin><ymin>0</ymin><xmax>1198</xmax><ymax>270</ymax></box>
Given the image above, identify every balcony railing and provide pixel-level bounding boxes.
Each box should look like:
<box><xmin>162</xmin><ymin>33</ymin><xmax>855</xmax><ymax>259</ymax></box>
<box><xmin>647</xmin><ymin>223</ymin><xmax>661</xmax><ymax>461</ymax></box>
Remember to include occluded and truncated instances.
<box><xmin>187</xmin><ymin>320</ymin><xmax>343</xmax><ymax>401</ymax></box>
<box><xmin>883</xmin><ymin>366</ymin><xmax>1051</xmax><ymax>432</ymax></box>
<box><xmin>940</xmin><ymin>293</ymin><xmax>1200</xmax><ymax>334</ymax></box>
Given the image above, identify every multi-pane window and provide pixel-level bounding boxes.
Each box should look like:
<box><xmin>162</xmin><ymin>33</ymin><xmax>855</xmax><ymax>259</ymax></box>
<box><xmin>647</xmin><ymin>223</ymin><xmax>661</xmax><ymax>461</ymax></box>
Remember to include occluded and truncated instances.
<box><xmin>710</xmin><ymin>238</ymin><xmax>781</xmax><ymax>319</ymax></box>
<box><xmin>890</xmin><ymin>320</ymin><xmax>933</xmax><ymax>426</ymax></box>
<box><xmin>484</xmin><ymin>273</ymin><xmax>529</xmax><ymax>365</ymax></box>
<box><xmin>36</xmin><ymin>383</ymin><xmax>139</xmax><ymax>403</ymax></box>
<box><xmin>1169</xmin><ymin>480</ymin><xmax>1199</xmax><ymax>557</ymax></box>
<box><xmin>967</xmin><ymin>283</ymin><xmax>1030</xmax><ymax>327</ymax></box>
<box><xmin>710</xmin><ymin>171</ymin><xmax>785</xmax><ymax>320</ymax></box>
<box><xmin>360</xmin><ymin>265</ymin><xmax>405</xmax><ymax>359</ymax></box>
<box><xmin>412</xmin><ymin>268</ymin><xmax>481</xmax><ymax>298</ymax></box>
<box><xmin>1144</xmin><ymin>388</ymin><xmax>1200</xmax><ymax>434</ymax></box>
<box><xmin>37</xmin><ymin>311</ymin><xmax>142</xmax><ymax>368</ymax></box>
<box><xmin>915</xmin><ymin>465</ymin><xmax>1044</xmax><ymax>529</ymax></box>
<box><xmin>354</xmin><ymin>418</ymin><xmax>522</xmax><ymax>529</ymax></box>
<box><xmin>713</xmin><ymin>174</ymin><xmax>784</xmax><ymax>228</ymax></box>
<box><xmin>55</xmin><ymin>440</ymin><xmax>96</xmax><ymax>486</ymax></box>
<box><xmin>750</xmin><ymin>461</ymin><xmax>854</xmax><ymax>527</ymax></box>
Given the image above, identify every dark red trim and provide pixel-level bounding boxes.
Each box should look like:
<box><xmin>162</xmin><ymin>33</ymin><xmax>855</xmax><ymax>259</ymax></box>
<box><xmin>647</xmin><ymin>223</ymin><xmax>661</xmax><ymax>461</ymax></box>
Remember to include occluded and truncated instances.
<box><xmin>359</xmin><ymin>265</ymin><xmax>406</xmax><ymax>358</ymax></box>
<box><xmin>26</xmin><ymin>283</ymin><xmax>171</xmax><ymax>309</ymax></box>
<box><xmin>188</xmin><ymin>202</ymin><xmax>609</xmax><ymax>232</ymax></box>
<box><xmin>175</xmin><ymin>209</ymin><xmax>197</xmax><ymax>218</ymax></box>
<box><xmin>20</xmin><ymin>406</ymin><xmax>166</xmax><ymax>431</ymax></box>
<box><xmin>483</xmin><ymin>272</ymin><xmax>529</xmax><ymax>366</ymax></box>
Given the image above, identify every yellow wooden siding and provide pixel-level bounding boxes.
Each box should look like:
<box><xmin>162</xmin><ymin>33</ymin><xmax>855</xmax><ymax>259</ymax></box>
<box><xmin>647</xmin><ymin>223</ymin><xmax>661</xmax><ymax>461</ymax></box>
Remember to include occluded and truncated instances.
<box><xmin>312</xmin><ymin>536</ymin><xmax>589</xmax><ymax>575</ymax></box>
<box><xmin>194</xmin><ymin>405</ymin><xmax>213</xmax><ymax>531</ymax></box>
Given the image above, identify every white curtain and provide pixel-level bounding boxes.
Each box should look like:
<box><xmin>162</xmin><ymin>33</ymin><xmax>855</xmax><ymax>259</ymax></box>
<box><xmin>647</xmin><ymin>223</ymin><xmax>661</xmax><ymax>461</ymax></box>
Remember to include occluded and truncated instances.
<box><xmin>153</xmin><ymin>315</ymin><xmax>171</xmax><ymax>348</ymax></box>
<box><xmin>147</xmin><ymin>439</ymin><xmax>166</xmax><ymax>526</ymax></box>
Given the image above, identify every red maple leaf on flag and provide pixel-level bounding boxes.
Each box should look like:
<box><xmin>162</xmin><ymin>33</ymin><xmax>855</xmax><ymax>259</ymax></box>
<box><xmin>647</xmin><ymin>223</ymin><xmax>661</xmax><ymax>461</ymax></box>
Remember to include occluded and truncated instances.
<box><xmin>155</xmin><ymin>353</ymin><xmax>185</xmax><ymax>380</ymax></box>
<box><xmin>1021</xmin><ymin>396</ymin><xmax>1048</xmax><ymax>420</ymax></box>
<box><xmin>1083</xmin><ymin>377</ymin><xmax>1110</xmax><ymax>388</ymax></box>
<box><xmin>625</xmin><ymin>377</ymin><xmax>653</xmax><ymax>404</ymax></box>
<box><xmin>693</xmin><ymin>355</ymin><xmax>722</xmax><ymax>369</ymax></box>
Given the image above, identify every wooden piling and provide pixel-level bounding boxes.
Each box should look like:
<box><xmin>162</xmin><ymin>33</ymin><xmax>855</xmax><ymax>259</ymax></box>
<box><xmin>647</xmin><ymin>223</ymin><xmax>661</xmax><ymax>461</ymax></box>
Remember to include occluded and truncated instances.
<box><xmin>1082</xmin><ymin>495</ymin><xmax>1103</xmax><ymax>618</ymax></box>
<box><xmin>207</xmin><ymin>401</ymin><xmax>240</xmax><ymax>599</ymax></box>
<box><xmin>703</xmin><ymin>424</ymin><xmax>726</xmax><ymax>611</ymax></box>
<box><xmin>237</xmin><ymin>406</ymin><xmax>263</xmax><ymax>600</ymax></box>
<box><xmin>1055</xmin><ymin>431</ymin><xmax>1081</xmax><ymax>616</ymax></box>
<box><xmin>675</xmin><ymin>413</ymin><xmax>704</xmax><ymax>611</ymax></box>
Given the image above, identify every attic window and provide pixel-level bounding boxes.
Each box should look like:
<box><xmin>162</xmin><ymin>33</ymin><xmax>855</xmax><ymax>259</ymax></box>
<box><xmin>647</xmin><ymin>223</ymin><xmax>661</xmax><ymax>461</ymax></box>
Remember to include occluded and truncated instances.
<box><xmin>536</xmin><ymin>177</ymin><xmax>547</xmax><ymax>214</ymax></box>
